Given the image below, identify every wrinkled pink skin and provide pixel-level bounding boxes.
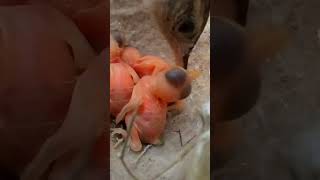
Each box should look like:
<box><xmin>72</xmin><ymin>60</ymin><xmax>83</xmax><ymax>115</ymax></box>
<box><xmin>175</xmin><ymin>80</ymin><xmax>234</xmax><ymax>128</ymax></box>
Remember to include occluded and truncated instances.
<box><xmin>110</xmin><ymin>42</ymin><xmax>139</xmax><ymax>117</ymax></box>
<box><xmin>132</xmin><ymin>55</ymin><xmax>171</xmax><ymax>77</ymax></box>
<box><xmin>117</xmin><ymin>76</ymin><xmax>168</xmax><ymax>152</ymax></box>
<box><xmin>121</xmin><ymin>47</ymin><xmax>171</xmax><ymax>77</ymax></box>
<box><xmin>110</xmin><ymin>63</ymin><xmax>136</xmax><ymax>117</ymax></box>
<box><xmin>126</xmin><ymin>77</ymin><xmax>167</xmax><ymax>151</ymax></box>
<box><xmin>117</xmin><ymin>46</ymin><xmax>189</xmax><ymax>152</ymax></box>
<box><xmin>0</xmin><ymin>5</ymin><xmax>95</xmax><ymax>176</ymax></box>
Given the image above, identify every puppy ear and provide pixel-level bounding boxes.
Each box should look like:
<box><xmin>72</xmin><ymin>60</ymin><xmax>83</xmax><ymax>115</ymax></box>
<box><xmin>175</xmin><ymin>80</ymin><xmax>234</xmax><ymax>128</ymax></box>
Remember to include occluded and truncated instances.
<box><xmin>246</xmin><ymin>24</ymin><xmax>291</xmax><ymax>64</ymax></box>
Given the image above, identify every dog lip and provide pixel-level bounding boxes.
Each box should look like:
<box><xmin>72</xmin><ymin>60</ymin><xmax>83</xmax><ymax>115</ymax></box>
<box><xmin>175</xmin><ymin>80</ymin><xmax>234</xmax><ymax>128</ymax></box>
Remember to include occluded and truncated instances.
<box><xmin>180</xmin><ymin>84</ymin><xmax>192</xmax><ymax>99</ymax></box>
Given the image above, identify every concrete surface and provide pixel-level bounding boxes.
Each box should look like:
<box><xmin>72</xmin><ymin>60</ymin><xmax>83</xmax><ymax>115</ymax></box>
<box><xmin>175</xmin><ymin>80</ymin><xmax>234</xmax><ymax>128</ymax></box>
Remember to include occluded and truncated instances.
<box><xmin>215</xmin><ymin>0</ymin><xmax>320</xmax><ymax>179</ymax></box>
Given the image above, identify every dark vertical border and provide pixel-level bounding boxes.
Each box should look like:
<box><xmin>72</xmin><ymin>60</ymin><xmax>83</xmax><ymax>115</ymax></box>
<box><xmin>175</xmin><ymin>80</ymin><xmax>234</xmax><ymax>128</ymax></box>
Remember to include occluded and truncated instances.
<box><xmin>235</xmin><ymin>0</ymin><xmax>249</xmax><ymax>26</ymax></box>
<box><xmin>211</xmin><ymin>0</ymin><xmax>250</xmax><ymax>175</ymax></box>
<box><xmin>106</xmin><ymin>0</ymin><xmax>110</xmax><ymax>179</ymax></box>
<box><xmin>210</xmin><ymin>0</ymin><xmax>215</xmax><ymax>176</ymax></box>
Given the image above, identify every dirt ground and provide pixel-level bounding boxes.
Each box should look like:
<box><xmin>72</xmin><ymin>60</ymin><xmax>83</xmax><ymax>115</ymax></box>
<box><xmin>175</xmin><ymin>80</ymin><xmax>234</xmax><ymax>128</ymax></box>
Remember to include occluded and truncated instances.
<box><xmin>110</xmin><ymin>1</ymin><xmax>210</xmax><ymax>180</ymax></box>
<box><xmin>216</xmin><ymin>0</ymin><xmax>320</xmax><ymax>179</ymax></box>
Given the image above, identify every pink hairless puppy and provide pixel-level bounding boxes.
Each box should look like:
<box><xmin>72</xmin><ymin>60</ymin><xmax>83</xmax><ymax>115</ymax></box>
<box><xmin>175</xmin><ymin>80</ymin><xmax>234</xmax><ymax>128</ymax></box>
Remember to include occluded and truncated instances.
<box><xmin>110</xmin><ymin>36</ymin><xmax>196</xmax><ymax>152</ymax></box>
<box><xmin>110</xmin><ymin>35</ymin><xmax>139</xmax><ymax>117</ymax></box>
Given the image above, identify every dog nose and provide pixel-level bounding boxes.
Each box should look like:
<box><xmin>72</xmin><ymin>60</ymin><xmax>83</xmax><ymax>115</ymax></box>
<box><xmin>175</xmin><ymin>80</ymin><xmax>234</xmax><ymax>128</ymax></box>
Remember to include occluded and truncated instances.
<box><xmin>165</xmin><ymin>67</ymin><xmax>187</xmax><ymax>88</ymax></box>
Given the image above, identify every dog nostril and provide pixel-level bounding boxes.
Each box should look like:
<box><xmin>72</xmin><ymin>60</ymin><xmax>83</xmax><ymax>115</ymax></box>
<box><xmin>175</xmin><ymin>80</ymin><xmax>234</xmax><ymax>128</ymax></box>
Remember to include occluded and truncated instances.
<box><xmin>165</xmin><ymin>67</ymin><xmax>187</xmax><ymax>88</ymax></box>
<box><xmin>180</xmin><ymin>84</ymin><xmax>192</xmax><ymax>99</ymax></box>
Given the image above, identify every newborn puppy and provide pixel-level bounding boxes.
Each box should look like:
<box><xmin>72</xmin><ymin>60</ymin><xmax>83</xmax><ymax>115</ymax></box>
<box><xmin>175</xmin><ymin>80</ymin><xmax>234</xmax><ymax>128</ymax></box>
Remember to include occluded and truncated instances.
<box><xmin>0</xmin><ymin>4</ymin><xmax>95</xmax><ymax>177</ymax></box>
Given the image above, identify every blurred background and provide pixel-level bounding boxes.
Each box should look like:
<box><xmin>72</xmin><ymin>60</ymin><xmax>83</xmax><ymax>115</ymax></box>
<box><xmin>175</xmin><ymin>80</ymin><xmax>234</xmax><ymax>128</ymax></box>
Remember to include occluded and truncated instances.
<box><xmin>214</xmin><ymin>0</ymin><xmax>320</xmax><ymax>179</ymax></box>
